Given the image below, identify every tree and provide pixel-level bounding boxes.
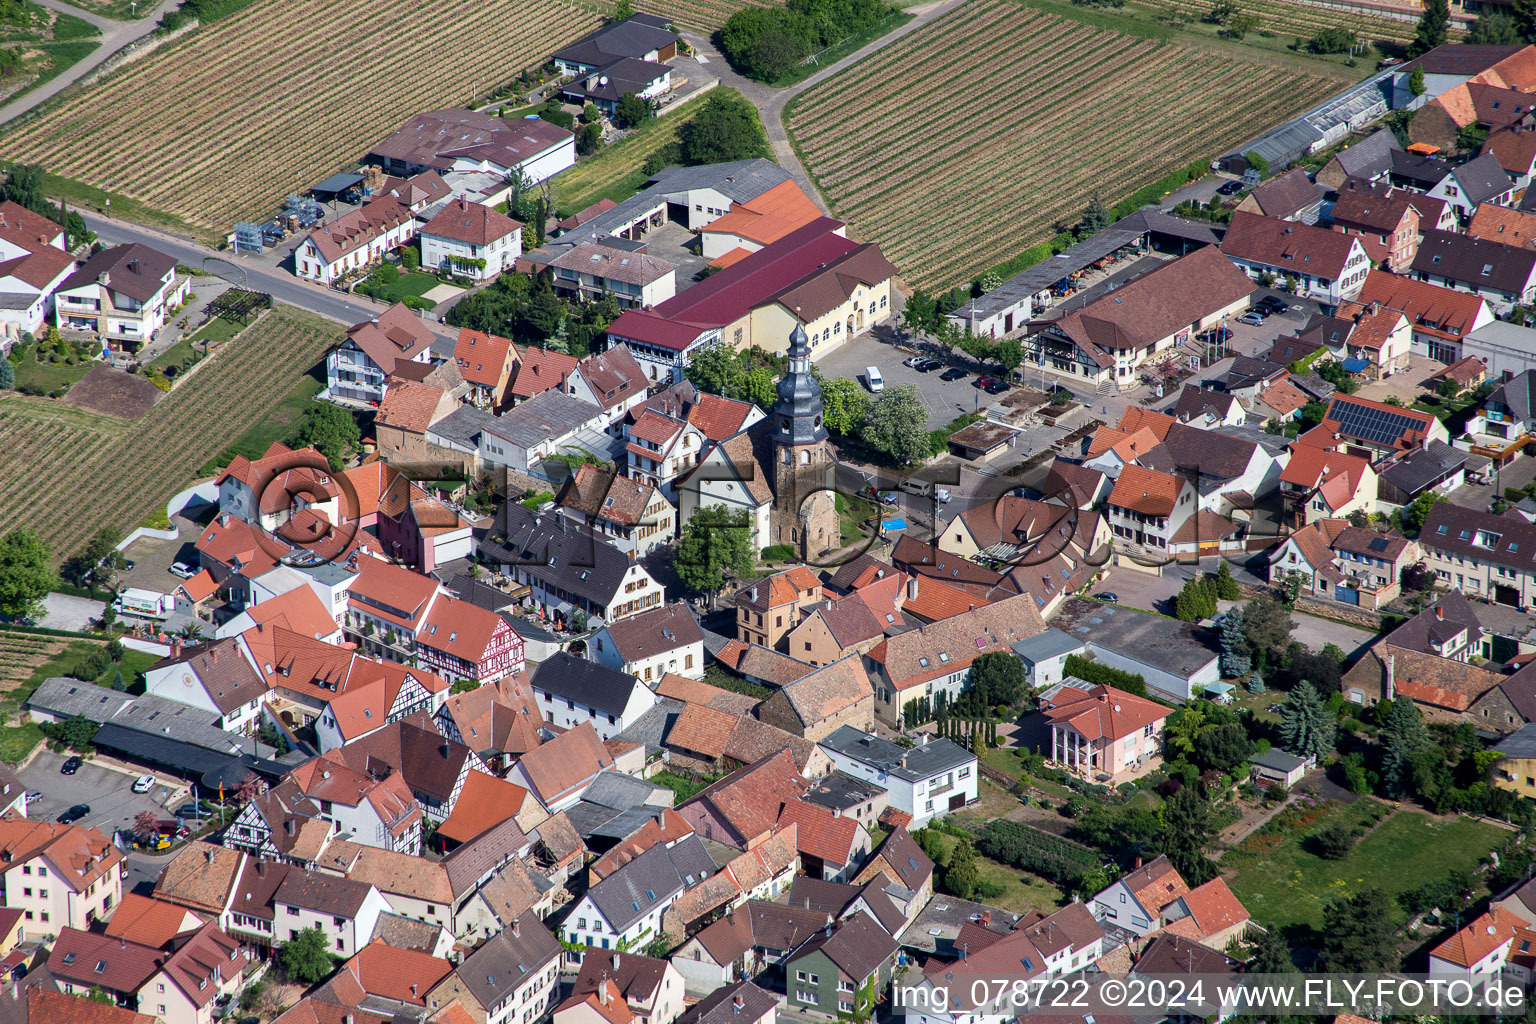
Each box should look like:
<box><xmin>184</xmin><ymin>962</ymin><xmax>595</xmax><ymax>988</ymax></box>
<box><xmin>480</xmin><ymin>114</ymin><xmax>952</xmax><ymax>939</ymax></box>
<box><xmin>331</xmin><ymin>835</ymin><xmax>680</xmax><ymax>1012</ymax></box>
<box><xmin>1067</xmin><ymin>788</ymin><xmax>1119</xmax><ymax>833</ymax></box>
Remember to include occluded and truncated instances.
<box><xmin>290</xmin><ymin>403</ymin><xmax>360</xmax><ymax>471</ymax></box>
<box><xmin>864</xmin><ymin>384</ymin><xmax>930</xmax><ymax>465</ymax></box>
<box><xmin>943</xmin><ymin>836</ymin><xmax>981</xmax><ymax>899</ymax></box>
<box><xmin>0</xmin><ymin>357</ymin><xmax>12</xmax><ymax>390</ymax></box>
<box><xmin>1195</xmin><ymin>722</ymin><xmax>1255</xmax><ymax>773</ymax></box>
<box><xmin>1158</xmin><ymin>786</ymin><xmax>1217</xmax><ymax>885</ymax></box>
<box><xmin>1214</xmin><ymin>560</ymin><xmax>1241</xmax><ymax>600</ymax></box>
<box><xmin>1241</xmin><ymin>595</ymin><xmax>1293</xmax><ymax>669</ymax></box>
<box><xmin>1165</xmin><ymin>704</ymin><xmax>1207</xmax><ymax>760</ymax></box>
<box><xmin>1278</xmin><ymin>679</ymin><xmax>1335</xmax><ymax>760</ymax></box>
<box><xmin>685</xmin><ymin>343</ymin><xmax>746</xmax><ymax>398</ymax></box>
<box><xmin>1316</xmin><ymin>889</ymin><xmax>1399</xmax><ymax>971</ymax></box>
<box><xmin>280</xmin><ymin>927</ymin><xmax>339</xmax><ymax>984</ymax></box>
<box><xmin>1173</xmin><ymin>576</ymin><xmax>1217</xmax><ymax>622</ymax></box>
<box><xmin>1219</xmin><ymin>605</ymin><xmax>1251</xmax><ymax>677</ymax></box>
<box><xmin>676</xmin><ymin>504</ymin><xmax>755</xmax><ymax>596</ymax></box>
<box><xmin>1408</xmin><ymin>66</ymin><xmax>1428</xmax><ymax>99</ymax></box>
<box><xmin>679</xmin><ymin>91</ymin><xmax>769</xmax><ymax>165</ymax></box>
<box><xmin>816</xmin><ymin>372</ymin><xmax>870</xmax><ymax>436</ymax></box>
<box><xmin>614</xmin><ymin>0</ymin><xmax>634</xmax><ymax>18</ymax></box>
<box><xmin>0</xmin><ymin>164</ymin><xmax>46</xmax><ymax>215</ymax></box>
<box><xmin>1515</xmin><ymin>0</ymin><xmax>1536</xmax><ymax>42</ymax></box>
<box><xmin>0</xmin><ymin>527</ymin><xmax>54</xmax><ymax>620</ymax></box>
<box><xmin>741</xmin><ymin>366</ymin><xmax>776</xmax><ymax>412</ymax></box>
<box><xmin>1078</xmin><ymin>195</ymin><xmax>1112</xmax><ymax>235</ymax></box>
<box><xmin>1410</xmin><ymin>0</ymin><xmax>1449</xmax><ymax>56</ymax></box>
<box><xmin>1399</xmin><ymin>490</ymin><xmax>1446</xmax><ymax>537</ymax></box>
<box><xmin>81</xmin><ymin>527</ymin><xmax>121</xmax><ymax>577</ymax></box>
<box><xmin>1224</xmin><ymin>10</ymin><xmax>1258</xmax><ymax>37</ymax></box>
<box><xmin>970</xmin><ymin>651</ymin><xmax>1028</xmax><ymax>706</ymax></box>
<box><xmin>1243</xmin><ymin>150</ymin><xmax>1270</xmax><ymax>180</ymax></box>
<box><xmin>615</xmin><ymin>92</ymin><xmax>651</xmax><ymax>129</ymax></box>
<box><xmin>132</xmin><ymin>809</ymin><xmax>160</xmax><ymax>842</ymax></box>
<box><xmin>1379</xmin><ymin>697</ymin><xmax>1429</xmax><ymax>798</ymax></box>
<box><xmin>1247</xmin><ymin>926</ymin><xmax>1295</xmax><ymax>973</ymax></box>
<box><xmin>577</xmin><ymin>121</ymin><xmax>603</xmax><ymax>156</ymax></box>
<box><xmin>1311</xmin><ymin>818</ymin><xmax>1359</xmax><ymax>860</ymax></box>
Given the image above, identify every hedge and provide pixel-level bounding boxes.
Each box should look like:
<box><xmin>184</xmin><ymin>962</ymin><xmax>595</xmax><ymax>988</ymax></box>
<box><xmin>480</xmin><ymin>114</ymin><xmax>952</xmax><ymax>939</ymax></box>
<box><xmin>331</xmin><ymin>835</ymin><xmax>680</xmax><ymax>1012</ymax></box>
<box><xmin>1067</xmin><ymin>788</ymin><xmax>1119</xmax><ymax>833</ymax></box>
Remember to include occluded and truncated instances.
<box><xmin>1062</xmin><ymin>654</ymin><xmax>1148</xmax><ymax>697</ymax></box>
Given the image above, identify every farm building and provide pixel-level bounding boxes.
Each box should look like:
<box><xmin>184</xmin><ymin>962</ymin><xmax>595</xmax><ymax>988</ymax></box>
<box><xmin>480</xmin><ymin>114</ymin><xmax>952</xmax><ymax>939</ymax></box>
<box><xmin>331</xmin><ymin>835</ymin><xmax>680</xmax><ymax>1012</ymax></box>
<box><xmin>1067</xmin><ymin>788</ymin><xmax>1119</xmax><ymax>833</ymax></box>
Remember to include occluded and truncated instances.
<box><xmin>947</xmin><ymin>210</ymin><xmax>1218</xmax><ymax>339</ymax></box>
<box><xmin>1250</xmin><ymin>749</ymin><xmax>1311</xmax><ymax>789</ymax></box>
<box><xmin>1220</xmin><ymin>66</ymin><xmax>1392</xmax><ymax>175</ymax></box>
<box><xmin>1021</xmin><ymin>245</ymin><xmax>1254</xmax><ymax>392</ymax></box>
<box><xmin>551</xmin><ymin>10</ymin><xmax>681</xmax><ymax>116</ymax></box>
<box><xmin>604</xmin><ymin>219</ymin><xmax>896</xmax><ymax>382</ymax></box>
<box><xmin>54</xmin><ymin>243</ymin><xmax>187</xmax><ymax>351</ymax></box>
<box><xmin>369</xmin><ymin>108</ymin><xmax>574</xmax><ymax>184</ymax></box>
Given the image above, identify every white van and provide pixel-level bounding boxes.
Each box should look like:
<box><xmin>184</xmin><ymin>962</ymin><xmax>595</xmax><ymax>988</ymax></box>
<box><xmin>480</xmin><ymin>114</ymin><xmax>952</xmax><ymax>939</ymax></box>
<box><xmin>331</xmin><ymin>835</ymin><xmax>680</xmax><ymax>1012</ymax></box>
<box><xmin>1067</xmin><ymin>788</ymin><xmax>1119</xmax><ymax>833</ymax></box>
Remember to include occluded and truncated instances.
<box><xmin>865</xmin><ymin>366</ymin><xmax>884</xmax><ymax>392</ymax></box>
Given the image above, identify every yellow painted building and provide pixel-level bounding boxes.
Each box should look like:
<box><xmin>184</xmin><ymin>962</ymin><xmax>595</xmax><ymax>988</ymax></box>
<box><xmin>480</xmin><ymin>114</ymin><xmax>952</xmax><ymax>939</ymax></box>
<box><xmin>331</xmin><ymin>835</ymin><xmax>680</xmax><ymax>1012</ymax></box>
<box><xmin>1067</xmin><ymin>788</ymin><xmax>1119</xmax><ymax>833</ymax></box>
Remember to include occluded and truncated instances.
<box><xmin>1493</xmin><ymin>725</ymin><xmax>1536</xmax><ymax>797</ymax></box>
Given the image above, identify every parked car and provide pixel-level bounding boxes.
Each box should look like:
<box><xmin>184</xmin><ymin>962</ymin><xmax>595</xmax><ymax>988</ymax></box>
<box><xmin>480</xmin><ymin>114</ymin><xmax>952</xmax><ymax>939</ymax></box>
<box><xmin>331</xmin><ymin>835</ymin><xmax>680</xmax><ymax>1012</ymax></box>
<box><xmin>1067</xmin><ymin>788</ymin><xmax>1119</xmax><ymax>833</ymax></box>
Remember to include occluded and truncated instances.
<box><xmin>935</xmin><ymin>489</ymin><xmax>952</xmax><ymax>503</ymax></box>
<box><xmin>903</xmin><ymin>355</ymin><xmax>925</xmax><ymax>368</ymax></box>
<box><xmin>1217</xmin><ymin>181</ymin><xmax>1244</xmax><ymax>196</ymax></box>
<box><xmin>1236</xmin><ymin>312</ymin><xmax>1267</xmax><ymax>326</ymax></box>
<box><xmin>982</xmin><ymin>378</ymin><xmax>1009</xmax><ymax>394</ymax></box>
<box><xmin>132</xmin><ymin>774</ymin><xmax>156</xmax><ymax>794</ymax></box>
<box><xmin>876</xmin><ymin>491</ymin><xmax>898</xmax><ymax>506</ymax></box>
<box><xmin>1256</xmin><ymin>296</ymin><xmax>1288</xmax><ymax>315</ymax></box>
<box><xmin>57</xmin><ymin>804</ymin><xmax>89</xmax><ymax>824</ymax></box>
<box><xmin>1205</xmin><ymin>325</ymin><xmax>1233</xmax><ymax>343</ymax></box>
<box><xmin>175</xmin><ymin>802</ymin><xmax>212</xmax><ymax>819</ymax></box>
<box><xmin>60</xmin><ymin>756</ymin><xmax>82</xmax><ymax>775</ymax></box>
<box><xmin>940</xmin><ymin>367</ymin><xmax>969</xmax><ymax>382</ymax></box>
<box><xmin>1096</xmin><ymin>592</ymin><xmax>1120</xmax><ymax>603</ymax></box>
<box><xmin>915</xmin><ymin>358</ymin><xmax>943</xmax><ymax>372</ymax></box>
<box><xmin>169</xmin><ymin>562</ymin><xmax>197</xmax><ymax>579</ymax></box>
<box><xmin>23</xmin><ymin>791</ymin><xmax>41</xmax><ymax>803</ymax></box>
<box><xmin>974</xmin><ymin>375</ymin><xmax>999</xmax><ymax>389</ymax></box>
<box><xmin>121</xmin><ymin>559</ymin><xmax>135</xmax><ymax>571</ymax></box>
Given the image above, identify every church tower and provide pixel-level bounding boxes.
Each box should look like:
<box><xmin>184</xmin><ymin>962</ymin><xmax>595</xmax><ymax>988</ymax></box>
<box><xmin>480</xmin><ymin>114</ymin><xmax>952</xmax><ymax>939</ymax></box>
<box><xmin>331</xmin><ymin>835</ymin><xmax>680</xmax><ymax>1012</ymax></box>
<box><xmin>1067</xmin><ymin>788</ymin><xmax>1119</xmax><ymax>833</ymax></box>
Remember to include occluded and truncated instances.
<box><xmin>770</xmin><ymin>324</ymin><xmax>837</xmax><ymax>559</ymax></box>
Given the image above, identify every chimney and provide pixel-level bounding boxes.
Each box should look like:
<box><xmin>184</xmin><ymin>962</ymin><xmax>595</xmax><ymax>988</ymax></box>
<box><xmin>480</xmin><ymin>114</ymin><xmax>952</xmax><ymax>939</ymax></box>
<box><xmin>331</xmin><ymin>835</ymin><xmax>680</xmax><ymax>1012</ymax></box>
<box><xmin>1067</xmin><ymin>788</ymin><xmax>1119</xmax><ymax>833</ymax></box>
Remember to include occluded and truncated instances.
<box><xmin>732</xmin><ymin>995</ymin><xmax>745</xmax><ymax>1011</ymax></box>
<box><xmin>907</xmin><ymin>577</ymin><xmax>918</xmax><ymax>601</ymax></box>
<box><xmin>1133</xmin><ymin>855</ymin><xmax>1143</xmax><ymax>869</ymax></box>
<box><xmin>1386</xmin><ymin>652</ymin><xmax>1396</xmax><ymax>701</ymax></box>
<box><xmin>219</xmin><ymin>511</ymin><xmax>230</xmax><ymax>527</ymax></box>
<box><xmin>612</xmin><ymin>953</ymin><xmax>621</xmax><ymax>971</ymax></box>
<box><xmin>1435</xmin><ymin>605</ymin><xmax>1444</xmax><ymax>620</ymax></box>
<box><xmin>598</xmin><ymin>983</ymin><xmax>610</xmax><ymax>1007</ymax></box>
<box><xmin>171</xmin><ymin>638</ymin><xmax>182</xmax><ymax>659</ymax></box>
<box><xmin>411</xmin><ymin>985</ymin><xmax>418</xmax><ymax>999</ymax></box>
<box><xmin>511</xmin><ymin>918</ymin><xmax>521</xmax><ymax>938</ymax></box>
<box><xmin>256</xmin><ymin>860</ymin><xmax>266</xmax><ymax>877</ymax></box>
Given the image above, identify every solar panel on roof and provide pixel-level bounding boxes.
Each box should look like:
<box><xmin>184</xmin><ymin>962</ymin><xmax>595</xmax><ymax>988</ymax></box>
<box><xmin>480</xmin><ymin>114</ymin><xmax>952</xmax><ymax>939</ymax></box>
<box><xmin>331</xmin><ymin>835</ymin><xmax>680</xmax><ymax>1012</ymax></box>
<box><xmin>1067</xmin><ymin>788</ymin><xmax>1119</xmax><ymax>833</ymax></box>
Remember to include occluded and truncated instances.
<box><xmin>1368</xmin><ymin>538</ymin><xmax>1389</xmax><ymax>551</ymax></box>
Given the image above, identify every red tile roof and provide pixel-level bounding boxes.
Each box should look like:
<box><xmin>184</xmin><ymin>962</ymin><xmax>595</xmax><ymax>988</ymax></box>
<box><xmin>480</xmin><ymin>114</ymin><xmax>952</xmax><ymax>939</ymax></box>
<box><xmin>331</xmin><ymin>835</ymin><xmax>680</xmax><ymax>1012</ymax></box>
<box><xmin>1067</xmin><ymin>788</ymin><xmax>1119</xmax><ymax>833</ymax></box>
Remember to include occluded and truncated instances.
<box><xmin>422</xmin><ymin>198</ymin><xmax>521</xmax><ymax>246</ymax></box>
<box><xmin>1432</xmin><ymin>906</ymin><xmax>1523</xmax><ymax>967</ymax></box>
<box><xmin>1107</xmin><ymin>464</ymin><xmax>1185</xmax><ymax>517</ymax></box>
<box><xmin>1355</xmin><ymin>269</ymin><xmax>1489</xmax><ymax>340</ymax></box>
<box><xmin>453</xmin><ymin>328</ymin><xmax>516</xmax><ymax>390</ymax></box>
<box><xmin>340</xmin><ymin>939</ymin><xmax>453</xmax><ymax>1004</ymax></box>
<box><xmin>435</xmin><ymin>771</ymin><xmax>531</xmax><ymax>845</ymax></box>
<box><xmin>777</xmin><ymin>800</ymin><xmax>860</xmax><ymax>866</ymax></box>
<box><xmin>1042</xmin><ymin>683</ymin><xmax>1169</xmax><ymax>743</ymax></box>
<box><xmin>101</xmin><ymin>893</ymin><xmax>198</xmax><ymax>948</ymax></box>
<box><xmin>512</xmin><ymin>346</ymin><xmax>579</xmax><ymax>401</ymax></box>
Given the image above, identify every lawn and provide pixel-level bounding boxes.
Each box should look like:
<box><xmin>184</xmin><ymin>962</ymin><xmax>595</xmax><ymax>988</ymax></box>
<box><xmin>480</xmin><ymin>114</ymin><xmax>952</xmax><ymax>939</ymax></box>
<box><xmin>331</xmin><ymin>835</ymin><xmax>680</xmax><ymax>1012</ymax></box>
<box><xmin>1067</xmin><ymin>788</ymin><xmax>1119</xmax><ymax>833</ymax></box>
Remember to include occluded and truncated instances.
<box><xmin>358</xmin><ymin>269</ymin><xmax>442</xmax><ymax>303</ymax></box>
<box><xmin>551</xmin><ymin>90</ymin><xmax>752</xmax><ymax>218</ymax></box>
<box><xmin>1223</xmin><ymin>798</ymin><xmax>1507</xmax><ymax>931</ymax></box>
<box><xmin>650</xmin><ymin>769</ymin><xmax>721</xmax><ymax>802</ymax></box>
<box><xmin>925</xmin><ymin>829</ymin><xmax>1067</xmax><ymax>916</ymax></box>
<box><xmin>145</xmin><ymin>315</ymin><xmax>244</xmax><ymax>374</ymax></box>
<box><xmin>10</xmin><ymin>345</ymin><xmax>95</xmax><ymax>393</ymax></box>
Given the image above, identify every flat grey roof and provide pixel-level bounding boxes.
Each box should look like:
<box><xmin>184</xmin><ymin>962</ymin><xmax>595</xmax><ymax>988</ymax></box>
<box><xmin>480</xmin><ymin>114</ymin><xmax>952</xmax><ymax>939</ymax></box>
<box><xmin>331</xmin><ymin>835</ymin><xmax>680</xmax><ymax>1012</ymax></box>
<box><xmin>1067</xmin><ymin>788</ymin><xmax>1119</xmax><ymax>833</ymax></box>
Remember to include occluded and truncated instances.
<box><xmin>1009</xmin><ymin>627</ymin><xmax>1086</xmax><ymax>664</ymax></box>
<box><xmin>1250</xmin><ymin>748</ymin><xmax>1308</xmax><ymax>772</ymax></box>
<box><xmin>896</xmin><ymin>894</ymin><xmax>1020</xmax><ymax>953</ymax></box>
<box><xmin>1052</xmin><ymin>597</ymin><xmax>1220</xmax><ymax>678</ymax></box>
<box><xmin>483</xmin><ymin>390</ymin><xmax>601</xmax><ymax>448</ymax></box>
<box><xmin>951</xmin><ymin>223</ymin><xmax>1147</xmax><ymax>322</ymax></box>
<box><xmin>819</xmin><ymin>725</ymin><xmax>974</xmax><ymax>782</ymax></box>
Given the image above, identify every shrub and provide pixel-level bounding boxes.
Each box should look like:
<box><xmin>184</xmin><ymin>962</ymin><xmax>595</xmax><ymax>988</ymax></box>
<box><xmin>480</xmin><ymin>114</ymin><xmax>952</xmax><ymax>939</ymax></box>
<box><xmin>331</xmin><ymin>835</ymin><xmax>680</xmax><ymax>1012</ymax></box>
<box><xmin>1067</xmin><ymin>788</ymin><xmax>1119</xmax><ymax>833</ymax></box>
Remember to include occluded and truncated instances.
<box><xmin>1310</xmin><ymin>818</ymin><xmax>1359</xmax><ymax>859</ymax></box>
<box><xmin>760</xmin><ymin>544</ymin><xmax>796</xmax><ymax>561</ymax></box>
<box><xmin>1063</xmin><ymin>654</ymin><xmax>1148</xmax><ymax>697</ymax></box>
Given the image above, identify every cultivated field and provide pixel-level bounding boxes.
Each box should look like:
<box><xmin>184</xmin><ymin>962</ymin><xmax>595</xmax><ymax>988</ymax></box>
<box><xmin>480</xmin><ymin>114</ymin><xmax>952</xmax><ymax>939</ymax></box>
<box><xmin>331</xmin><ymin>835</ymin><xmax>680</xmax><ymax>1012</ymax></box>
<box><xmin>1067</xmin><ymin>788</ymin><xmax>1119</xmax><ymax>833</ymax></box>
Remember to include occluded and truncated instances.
<box><xmin>784</xmin><ymin>0</ymin><xmax>1341</xmax><ymax>290</ymax></box>
<box><xmin>1133</xmin><ymin>0</ymin><xmax>1458</xmax><ymax>48</ymax></box>
<box><xmin>0</xmin><ymin>306</ymin><xmax>337</xmax><ymax>559</ymax></box>
<box><xmin>641</xmin><ymin>0</ymin><xmax>777</xmax><ymax>32</ymax></box>
<box><xmin>0</xmin><ymin>0</ymin><xmax>599</xmax><ymax>231</ymax></box>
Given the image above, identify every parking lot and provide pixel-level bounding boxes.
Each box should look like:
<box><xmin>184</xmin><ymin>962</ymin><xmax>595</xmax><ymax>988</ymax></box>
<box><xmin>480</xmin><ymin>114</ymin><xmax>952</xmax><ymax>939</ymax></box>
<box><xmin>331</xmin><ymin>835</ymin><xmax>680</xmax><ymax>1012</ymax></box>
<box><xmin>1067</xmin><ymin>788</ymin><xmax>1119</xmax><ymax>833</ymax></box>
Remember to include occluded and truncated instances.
<box><xmin>19</xmin><ymin>748</ymin><xmax>186</xmax><ymax>840</ymax></box>
<box><xmin>117</xmin><ymin>511</ymin><xmax>210</xmax><ymax>594</ymax></box>
<box><xmin>818</xmin><ymin>334</ymin><xmax>1009</xmax><ymax>430</ymax></box>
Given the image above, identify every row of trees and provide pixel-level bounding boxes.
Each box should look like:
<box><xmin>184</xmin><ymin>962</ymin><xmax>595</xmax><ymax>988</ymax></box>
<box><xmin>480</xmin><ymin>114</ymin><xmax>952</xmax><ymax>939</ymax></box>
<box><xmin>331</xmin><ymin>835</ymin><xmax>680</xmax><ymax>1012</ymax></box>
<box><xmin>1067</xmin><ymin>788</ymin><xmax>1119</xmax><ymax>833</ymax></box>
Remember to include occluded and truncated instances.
<box><xmin>1171</xmin><ymin>563</ymin><xmax>1242</xmax><ymax>622</ymax></box>
<box><xmin>720</xmin><ymin>0</ymin><xmax>893</xmax><ymax>82</ymax></box>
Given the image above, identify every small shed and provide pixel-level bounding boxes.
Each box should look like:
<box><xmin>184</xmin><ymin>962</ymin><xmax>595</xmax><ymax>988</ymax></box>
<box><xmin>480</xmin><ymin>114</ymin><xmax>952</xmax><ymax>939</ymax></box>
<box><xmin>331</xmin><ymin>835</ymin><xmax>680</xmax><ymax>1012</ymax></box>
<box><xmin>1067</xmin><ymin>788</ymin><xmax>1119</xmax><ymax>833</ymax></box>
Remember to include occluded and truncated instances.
<box><xmin>947</xmin><ymin>420</ymin><xmax>1019</xmax><ymax>461</ymax></box>
<box><xmin>1010</xmin><ymin>628</ymin><xmax>1086</xmax><ymax>690</ymax></box>
<box><xmin>1250</xmin><ymin>748</ymin><xmax>1311</xmax><ymax>789</ymax></box>
<box><xmin>310</xmin><ymin>172</ymin><xmax>365</xmax><ymax>203</ymax></box>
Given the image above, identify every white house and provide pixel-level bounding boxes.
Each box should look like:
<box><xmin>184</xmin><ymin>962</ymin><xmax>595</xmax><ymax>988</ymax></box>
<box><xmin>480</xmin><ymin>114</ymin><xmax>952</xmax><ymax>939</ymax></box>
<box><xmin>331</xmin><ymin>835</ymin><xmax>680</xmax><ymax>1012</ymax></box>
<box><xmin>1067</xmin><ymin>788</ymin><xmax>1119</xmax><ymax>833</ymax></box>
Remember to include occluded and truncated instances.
<box><xmin>53</xmin><ymin>243</ymin><xmax>188</xmax><ymax>350</ymax></box>
<box><xmin>370</xmin><ymin>108</ymin><xmax>575</xmax><ymax>184</ymax></box>
<box><xmin>325</xmin><ymin>302</ymin><xmax>436</xmax><ymax>406</ymax></box>
<box><xmin>531</xmin><ymin>651</ymin><xmax>657</xmax><ymax>739</ymax></box>
<box><xmin>1220</xmin><ymin>211</ymin><xmax>1370</xmax><ymax>304</ymax></box>
<box><xmin>560</xmin><ymin>839</ymin><xmax>716</xmax><ymax>962</ymax></box>
<box><xmin>0</xmin><ymin>246</ymin><xmax>74</xmax><ymax>341</ymax></box>
<box><xmin>0</xmin><ymin>815</ymin><xmax>122</xmax><ymax>939</ymax></box>
<box><xmin>1426</xmin><ymin>153</ymin><xmax>1517</xmax><ymax>220</ymax></box>
<box><xmin>476</xmin><ymin>391</ymin><xmax>605</xmax><ymax>475</ymax></box>
<box><xmin>1007</xmin><ymin>628</ymin><xmax>1087</xmax><ymax>691</ymax></box>
<box><xmin>296</xmin><ymin>197</ymin><xmax>416</xmax><ymax>285</ymax></box>
<box><xmin>817</xmin><ymin>728</ymin><xmax>977</xmax><ymax>827</ymax></box>
<box><xmin>1105</xmin><ymin>465</ymin><xmax>1197</xmax><ymax>553</ymax></box>
<box><xmin>589</xmin><ymin>602</ymin><xmax>704</xmax><ymax>682</ymax></box>
<box><xmin>428</xmin><ymin>919</ymin><xmax>562</xmax><ymax>1024</ymax></box>
<box><xmin>549</xmin><ymin>242</ymin><xmax>677</xmax><ymax>309</ymax></box>
<box><xmin>676</xmin><ymin>434</ymin><xmax>774</xmax><ymax>554</ymax></box>
<box><xmin>1088</xmin><ymin>854</ymin><xmax>1186</xmax><ymax>938</ymax></box>
<box><xmin>143</xmin><ymin>637</ymin><xmax>267</xmax><ymax>735</ymax></box>
<box><xmin>272</xmin><ymin>872</ymin><xmax>390</xmax><ymax>957</ymax></box>
<box><xmin>419</xmin><ymin>198</ymin><xmax>522</xmax><ymax>281</ymax></box>
<box><xmin>1429</xmin><ymin>907</ymin><xmax>1522</xmax><ymax>988</ymax></box>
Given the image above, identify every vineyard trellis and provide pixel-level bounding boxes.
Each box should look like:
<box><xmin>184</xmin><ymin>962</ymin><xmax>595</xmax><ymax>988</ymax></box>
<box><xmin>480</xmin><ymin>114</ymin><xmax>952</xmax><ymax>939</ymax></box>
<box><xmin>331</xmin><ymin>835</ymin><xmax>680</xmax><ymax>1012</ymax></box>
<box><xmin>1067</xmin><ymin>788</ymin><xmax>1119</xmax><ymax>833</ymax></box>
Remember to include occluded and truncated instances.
<box><xmin>1</xmin><ymin>0</ymin><xmax>600</xmax><ymax>231</ymax></box>
<box><xmin>0</xmin><ymin>307</ymin><xmax>337</xmax><ymax>558</ymax></box>
<box><xmin>784</xmin><ymin>0</ymin><xmax>1340</xmax><ymax>290</ymax></box>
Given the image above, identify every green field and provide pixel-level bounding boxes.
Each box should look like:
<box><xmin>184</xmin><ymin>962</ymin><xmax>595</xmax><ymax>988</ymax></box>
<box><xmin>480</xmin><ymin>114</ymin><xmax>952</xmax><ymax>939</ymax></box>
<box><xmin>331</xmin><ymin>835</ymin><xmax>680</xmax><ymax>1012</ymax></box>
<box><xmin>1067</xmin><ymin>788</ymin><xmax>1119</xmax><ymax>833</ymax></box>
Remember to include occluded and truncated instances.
<box><xmin>1224</xmin><ymin>799</ymin><xmax>1507</xmax><ymax>930</ymax></box>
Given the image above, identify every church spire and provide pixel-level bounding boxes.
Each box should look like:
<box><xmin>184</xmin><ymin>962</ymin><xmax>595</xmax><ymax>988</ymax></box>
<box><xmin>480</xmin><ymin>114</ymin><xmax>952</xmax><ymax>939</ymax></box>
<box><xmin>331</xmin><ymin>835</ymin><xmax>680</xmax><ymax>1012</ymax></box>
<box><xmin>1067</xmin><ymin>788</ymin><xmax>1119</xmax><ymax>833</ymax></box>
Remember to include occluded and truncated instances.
<box><xmin>772</xmin><ymin>324</ymin><xmax>826</xmax><ymax>447</ymax></box>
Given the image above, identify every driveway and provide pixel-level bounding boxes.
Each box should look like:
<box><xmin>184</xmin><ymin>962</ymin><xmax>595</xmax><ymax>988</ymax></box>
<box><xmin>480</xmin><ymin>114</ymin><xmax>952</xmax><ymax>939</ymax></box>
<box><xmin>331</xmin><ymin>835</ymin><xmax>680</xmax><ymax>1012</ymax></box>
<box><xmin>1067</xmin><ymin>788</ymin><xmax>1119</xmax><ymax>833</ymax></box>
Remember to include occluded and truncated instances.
<box><xmin>37</xmin><ymin>593</ymin><xmax>105</xmax><ymax>632</ymax></box>
<box><xmin>18</xmin><ymin>749</ymin><xmax>183</xmax><ymax>839</ymax></box>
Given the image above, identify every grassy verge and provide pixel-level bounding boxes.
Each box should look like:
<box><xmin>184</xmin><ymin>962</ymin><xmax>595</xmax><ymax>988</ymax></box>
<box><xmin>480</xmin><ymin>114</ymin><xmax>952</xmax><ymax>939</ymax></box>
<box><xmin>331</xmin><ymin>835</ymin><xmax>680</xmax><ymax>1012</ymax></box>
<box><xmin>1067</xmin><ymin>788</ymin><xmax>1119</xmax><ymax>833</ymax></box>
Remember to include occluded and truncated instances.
<box><xmin>11</xmin><ymin>345</ymin><xmax>94</xmax><ymax>392</ymax></box>
<box><xmin>765</xmin><ymin>12</ymin><xmax>915</xmax><ymax>88</ymax></box>
<box><xmin>1223</xmin><ymin>798</ymin><xmax>1506</xmax><ymax>930</ymax></box>
<box><xmin>40</xmin><ymin>170</ymin><xmax>207</xmax><ymax>242</ymax></box>
<box><xmin>145</xmin><ymin>314</ymin><xmax>243</xmax><ymax>373</ymax></box>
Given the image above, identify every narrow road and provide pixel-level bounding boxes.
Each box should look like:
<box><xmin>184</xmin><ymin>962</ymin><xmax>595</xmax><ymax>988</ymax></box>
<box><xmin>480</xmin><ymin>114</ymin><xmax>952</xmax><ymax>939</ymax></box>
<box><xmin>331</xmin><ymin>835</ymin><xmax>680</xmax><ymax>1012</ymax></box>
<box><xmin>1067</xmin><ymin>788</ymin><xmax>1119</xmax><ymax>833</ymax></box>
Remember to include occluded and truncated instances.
<box><xmin>677</xmin><ymin>0</ymin><xmax>972</xmax><ymax>216</ymax></box>
<box><xmin>81</xmin><ymin>209</ymin><xmax>458</xmax><ymax>336</ymax></box>
<box><xmin>0</xmin><ymin>0</ymin><xmax>181</xmax><ymax>128</ymax></box>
